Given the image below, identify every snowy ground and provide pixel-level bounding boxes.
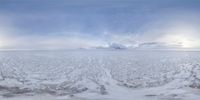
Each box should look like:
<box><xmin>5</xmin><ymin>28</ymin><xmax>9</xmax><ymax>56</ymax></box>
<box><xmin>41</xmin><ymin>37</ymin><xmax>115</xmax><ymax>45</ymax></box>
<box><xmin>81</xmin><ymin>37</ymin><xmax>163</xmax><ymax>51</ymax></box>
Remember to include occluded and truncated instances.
<box><xmin>0</xmin><ymin>50</ymin><xmax>200</xmax><ymax>100</ymax></box>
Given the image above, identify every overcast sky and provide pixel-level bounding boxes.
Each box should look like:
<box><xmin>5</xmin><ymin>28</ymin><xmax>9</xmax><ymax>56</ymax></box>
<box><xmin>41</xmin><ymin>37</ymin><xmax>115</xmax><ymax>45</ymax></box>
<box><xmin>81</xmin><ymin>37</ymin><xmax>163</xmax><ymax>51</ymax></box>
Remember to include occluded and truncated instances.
<box><xmin>0</xmin><ymin>0</ymin><xmax>200</xmax><ymax>50</ymax></box>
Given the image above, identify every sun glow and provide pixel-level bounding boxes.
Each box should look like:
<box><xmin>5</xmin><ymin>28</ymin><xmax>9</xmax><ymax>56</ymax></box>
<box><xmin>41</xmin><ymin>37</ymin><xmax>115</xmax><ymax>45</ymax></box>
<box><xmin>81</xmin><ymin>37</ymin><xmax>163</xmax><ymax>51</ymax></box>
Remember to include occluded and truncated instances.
<box><xmin>160</xmin><ymin>33</ymin><xmax>200</xmax><ymax>49</ymax></box>
<box><xmin>0</xmin><ymin>37</ymin><xmax>9</xmax><ymax>48</ymax></box>
<box><xmin>159</xmin><ymin>25</ymin><xmax>200</xmax><ymax>49</ymax></box>
<box><xmin>168</xmin><ymin>34</ymin><xmax>199</xmax><ymax>48</ymax></box>
<box><xmin>0</xmin><ymin>39</ymin><xmax>5</xmax><ymax>48</ymax></box>
<box><xmin>0</xmin><ymin>40</ymin><xmax>3</xmax><ymax>48</ymax></box>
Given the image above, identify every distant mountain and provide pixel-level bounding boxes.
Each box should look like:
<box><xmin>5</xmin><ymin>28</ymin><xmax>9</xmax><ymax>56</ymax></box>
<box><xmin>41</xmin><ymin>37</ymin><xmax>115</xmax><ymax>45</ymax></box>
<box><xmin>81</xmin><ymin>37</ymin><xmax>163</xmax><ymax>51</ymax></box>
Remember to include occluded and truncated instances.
<box><xmin>94</xmin><ymin>43</ymin><xmax>127</xmax><ymax>50</ymax></box>
<box><xmin>108</xmin><ymin>43</ymin><xmax>127</xmax><ymax>49</ymax></box>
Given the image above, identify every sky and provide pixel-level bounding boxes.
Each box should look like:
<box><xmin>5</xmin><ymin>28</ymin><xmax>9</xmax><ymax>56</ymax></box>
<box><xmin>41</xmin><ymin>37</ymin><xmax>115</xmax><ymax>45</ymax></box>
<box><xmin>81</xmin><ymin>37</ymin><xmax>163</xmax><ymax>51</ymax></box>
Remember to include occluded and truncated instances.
<box><xmin>0</xmin><ymin>0</ymin><xmax>200</xmax><ymax>50</ymax></box>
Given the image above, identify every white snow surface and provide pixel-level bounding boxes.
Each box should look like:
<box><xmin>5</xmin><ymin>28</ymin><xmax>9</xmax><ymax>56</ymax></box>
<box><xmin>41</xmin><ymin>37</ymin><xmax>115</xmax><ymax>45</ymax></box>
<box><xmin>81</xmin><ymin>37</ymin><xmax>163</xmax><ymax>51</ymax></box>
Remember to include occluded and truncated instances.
<box><xmin>0</xmin><ymin>50</ymin><xmax>200</xmax><ymax>100</ymax></box>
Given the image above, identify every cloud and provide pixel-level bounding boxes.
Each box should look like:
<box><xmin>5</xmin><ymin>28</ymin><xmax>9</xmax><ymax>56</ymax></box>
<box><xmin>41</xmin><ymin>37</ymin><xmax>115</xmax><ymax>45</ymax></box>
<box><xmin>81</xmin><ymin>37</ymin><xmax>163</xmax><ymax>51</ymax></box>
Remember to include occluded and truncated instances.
<box><xmin>136</xmin><ymin>42</ymin><xmax>182</xmax><ymax>50</ymax></box>
<box><xmin>0</xmin><ymin>0</ymin><xmax>200</xmax><ymax>50</ymax></box>
<box><xmin>0</xmin><ymin>35</ymin><xmax>107</xmax><ymax>50</ymax></box>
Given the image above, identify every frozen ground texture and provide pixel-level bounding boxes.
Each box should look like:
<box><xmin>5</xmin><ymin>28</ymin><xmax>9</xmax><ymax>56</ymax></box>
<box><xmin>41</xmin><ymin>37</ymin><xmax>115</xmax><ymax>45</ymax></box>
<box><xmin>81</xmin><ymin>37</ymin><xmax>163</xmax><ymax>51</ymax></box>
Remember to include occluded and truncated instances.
<box><xmin>0</xmin><ymin>50</ymin><xmax>200</xmax><ymax>100</ymax></box>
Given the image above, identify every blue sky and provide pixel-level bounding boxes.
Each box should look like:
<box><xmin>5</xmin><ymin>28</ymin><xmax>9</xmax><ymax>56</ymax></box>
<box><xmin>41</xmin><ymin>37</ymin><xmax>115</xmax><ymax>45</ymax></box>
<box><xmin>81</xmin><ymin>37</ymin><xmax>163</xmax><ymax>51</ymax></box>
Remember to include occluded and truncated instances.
<box><xmin>0</xmin><ymin>0</ymin><xmax>200</xmax><ymax>50</ymax></box>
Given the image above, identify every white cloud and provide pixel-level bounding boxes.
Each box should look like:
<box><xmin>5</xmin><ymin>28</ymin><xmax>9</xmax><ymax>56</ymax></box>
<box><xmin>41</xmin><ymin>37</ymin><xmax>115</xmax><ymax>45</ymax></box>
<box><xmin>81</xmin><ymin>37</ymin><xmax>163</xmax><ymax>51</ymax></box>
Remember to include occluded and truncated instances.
<box><xmin>0</xmin><ymin>11</ymin><xmax>200</xmax><ymax>50</ymax></box>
